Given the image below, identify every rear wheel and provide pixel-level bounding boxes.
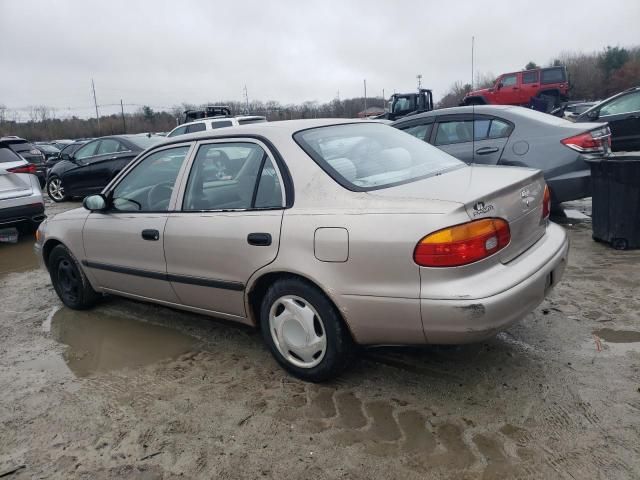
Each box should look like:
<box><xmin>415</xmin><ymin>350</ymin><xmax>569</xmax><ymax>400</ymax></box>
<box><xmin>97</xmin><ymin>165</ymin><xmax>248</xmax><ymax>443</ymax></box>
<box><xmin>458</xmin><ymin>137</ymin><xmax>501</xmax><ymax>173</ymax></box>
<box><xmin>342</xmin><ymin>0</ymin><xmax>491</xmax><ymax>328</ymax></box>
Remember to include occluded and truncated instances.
<box><xmin>47</xmin><ymin>176</ymin><xmax>68</xmax><ymax>202</ymax></box>
<box><xmin>260</xmin><ymin>277</ymin><xmax>353</xmax><ymax>382</ymax></box>
<box><xmin>48</xmin><ymin>245</ymin><xmax>100</xmax><ymax>309</ymax></box>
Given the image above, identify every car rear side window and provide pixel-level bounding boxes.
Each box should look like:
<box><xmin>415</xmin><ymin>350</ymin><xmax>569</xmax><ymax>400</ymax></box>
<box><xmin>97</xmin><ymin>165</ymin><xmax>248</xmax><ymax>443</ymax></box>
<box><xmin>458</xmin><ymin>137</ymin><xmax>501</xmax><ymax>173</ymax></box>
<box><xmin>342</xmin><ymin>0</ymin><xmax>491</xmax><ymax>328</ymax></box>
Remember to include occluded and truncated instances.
<box><xmin>541</xmin><ymin>68</ymin><xmax>565</xmax><ymax>84</ymax></box>
<box><xmin>111</xmin><ymin>146</ymin><xmax>190</xmax><ymax>212</ymax></box>
<box><xmin>294</xmin><ymin>123</ymin><xmax>463</xmax><ymax>191</ymax></box>
<box><xmin>0</xmin><ymin>147</ymin><xmax>21</xmax><ymax>163</ymax></box>
<box><xmin>186</xmin><ymin>123</ymin><xmax>206</xmax><ymax>133</ymax></box>
<box><xmin>182</xmin><ymin>142</ymin><xmax>281</xmax><ymax>211</ymax></box>
<box><xmin>522</xmin><ymin>71</ymin><xmax>539</xmax><ymax>84</ymax></box>
<box><xmin>210</xmin><ymin>120</ymin><xmax>233</xmax><ymax>129</ymax></box>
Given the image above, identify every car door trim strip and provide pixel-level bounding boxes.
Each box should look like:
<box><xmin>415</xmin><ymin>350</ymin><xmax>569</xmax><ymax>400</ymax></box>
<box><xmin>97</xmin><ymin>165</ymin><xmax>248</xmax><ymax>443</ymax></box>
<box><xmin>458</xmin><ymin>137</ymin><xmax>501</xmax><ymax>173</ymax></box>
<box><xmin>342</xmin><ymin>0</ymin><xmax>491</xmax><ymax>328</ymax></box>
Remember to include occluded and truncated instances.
<box><xmin>81</xmin><ymin>260</ymin><xmax>244</xmax><ymax>291</ymax></box>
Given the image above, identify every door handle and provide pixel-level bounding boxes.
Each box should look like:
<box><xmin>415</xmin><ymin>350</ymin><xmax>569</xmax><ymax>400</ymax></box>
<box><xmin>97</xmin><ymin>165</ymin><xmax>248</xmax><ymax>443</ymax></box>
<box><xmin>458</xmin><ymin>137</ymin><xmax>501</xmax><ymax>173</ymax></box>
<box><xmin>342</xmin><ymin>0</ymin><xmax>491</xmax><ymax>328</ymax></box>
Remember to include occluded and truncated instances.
<box><xmin>475</xmin><ymin>147</ymin><xmax>499</xmax><ymax>155</ymax></box>
<box><xmin>141</xmin><ymin>229</ymin><xmax>160</xmax><ymax>241</ymax></box>
<box><xmin>247</xmin><ymin>233</ymin><xmax>272</xmax><ymax>246</ymax></box>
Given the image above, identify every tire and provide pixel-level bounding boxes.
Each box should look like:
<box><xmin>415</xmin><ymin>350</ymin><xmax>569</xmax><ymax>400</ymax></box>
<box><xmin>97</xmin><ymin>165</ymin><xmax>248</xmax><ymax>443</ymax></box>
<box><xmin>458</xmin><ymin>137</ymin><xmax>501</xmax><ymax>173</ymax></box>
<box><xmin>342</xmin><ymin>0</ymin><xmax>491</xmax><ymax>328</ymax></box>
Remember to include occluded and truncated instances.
<box><xmin>47</xmin><ymin>176</ymin><xmax>68</xmax><ymax>202</ymax></box>
<box><xmin>48</xmin><ymin>245</ymin><xmax>100</xmax><ymax>309</ymax></box>
<box><xmin>260</xmin><ymin>277</ymin><xmax>353</xmax><ymax>382</ymax></box>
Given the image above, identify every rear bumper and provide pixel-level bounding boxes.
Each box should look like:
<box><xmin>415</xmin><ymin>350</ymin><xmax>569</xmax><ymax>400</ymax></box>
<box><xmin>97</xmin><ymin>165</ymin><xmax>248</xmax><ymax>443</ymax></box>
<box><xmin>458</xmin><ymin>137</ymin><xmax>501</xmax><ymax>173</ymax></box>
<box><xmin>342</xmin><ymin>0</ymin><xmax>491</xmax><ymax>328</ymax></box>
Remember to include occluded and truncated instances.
<box><xmin>420</xmin><ymin>222</ymin><xmax>569</xmax><ymax>344</ymax></box>
<box><xmin>547</xmin><ymin>168</ymin><xmax>591</xmax><ymax>204</ymax></box>
<box><xmin>0</xmin><ymin>203</ymin><xmax>46</xmax><ymax>228</ymax></box>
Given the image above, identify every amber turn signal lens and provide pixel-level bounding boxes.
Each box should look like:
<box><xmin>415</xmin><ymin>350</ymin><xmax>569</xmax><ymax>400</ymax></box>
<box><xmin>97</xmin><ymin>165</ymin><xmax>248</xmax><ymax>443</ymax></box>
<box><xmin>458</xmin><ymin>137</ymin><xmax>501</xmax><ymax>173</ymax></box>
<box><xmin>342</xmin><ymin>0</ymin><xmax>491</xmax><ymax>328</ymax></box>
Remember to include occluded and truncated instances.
<box><xmin>542</xmin><ymin>185</ymin><xmax>551</xmax><ymax>220</ymax></box>
<box><xmin>414</xmin><ymin>218</ymin><xmax>511</xmax><ymax>267</ymax></box>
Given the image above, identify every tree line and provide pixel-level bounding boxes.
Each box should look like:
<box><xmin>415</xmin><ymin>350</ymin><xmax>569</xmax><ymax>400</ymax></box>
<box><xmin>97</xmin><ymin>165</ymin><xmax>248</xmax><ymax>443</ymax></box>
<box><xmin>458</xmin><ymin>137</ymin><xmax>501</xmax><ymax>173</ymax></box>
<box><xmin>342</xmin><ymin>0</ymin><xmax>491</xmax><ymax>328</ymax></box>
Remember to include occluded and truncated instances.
<box><xmin>437</xmin><ymin>45</ymin><xmax>640</xmax><ymax>108</ymax></box>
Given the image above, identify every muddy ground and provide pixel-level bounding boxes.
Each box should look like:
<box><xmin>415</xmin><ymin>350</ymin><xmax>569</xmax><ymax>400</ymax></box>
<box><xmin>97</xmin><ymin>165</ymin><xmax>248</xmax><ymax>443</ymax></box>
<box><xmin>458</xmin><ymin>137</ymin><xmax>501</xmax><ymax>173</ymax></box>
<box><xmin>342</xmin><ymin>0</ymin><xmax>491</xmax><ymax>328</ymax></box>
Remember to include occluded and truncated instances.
<box><xmin>1</xmin><ymin>198</ymin><xmax>639</xmax><ymax>479</ymax></box>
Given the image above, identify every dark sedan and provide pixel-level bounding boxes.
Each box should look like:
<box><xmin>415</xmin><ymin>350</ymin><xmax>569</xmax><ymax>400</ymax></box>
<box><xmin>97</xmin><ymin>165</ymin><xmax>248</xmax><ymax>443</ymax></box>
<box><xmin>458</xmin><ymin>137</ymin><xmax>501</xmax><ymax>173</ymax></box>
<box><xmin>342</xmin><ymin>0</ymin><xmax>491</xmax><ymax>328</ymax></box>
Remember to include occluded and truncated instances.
<box><xmin>46</xmin><ymin>134</ymin><xmax>164</xmax><ymax>202</ymax></box>
<box><xmin>575</xmin><ymin>86</ymin><xmax>640</xmax><ymax>152</ymax></box>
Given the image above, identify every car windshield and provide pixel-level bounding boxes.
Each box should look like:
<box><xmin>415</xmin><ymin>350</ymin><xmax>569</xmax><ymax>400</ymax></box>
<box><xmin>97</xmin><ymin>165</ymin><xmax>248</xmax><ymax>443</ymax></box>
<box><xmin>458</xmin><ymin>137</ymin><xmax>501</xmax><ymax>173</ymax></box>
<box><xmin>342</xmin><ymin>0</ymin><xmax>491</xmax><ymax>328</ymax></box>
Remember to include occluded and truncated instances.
<box><xmin>294</xmin><ymin>123</ymin><xmax>463</xmax><ymax>190</ymax></box>
<box><xmin>127</xmin><ymin>135</ymin><xmax>165</xmax><ymax>150</ymax></box>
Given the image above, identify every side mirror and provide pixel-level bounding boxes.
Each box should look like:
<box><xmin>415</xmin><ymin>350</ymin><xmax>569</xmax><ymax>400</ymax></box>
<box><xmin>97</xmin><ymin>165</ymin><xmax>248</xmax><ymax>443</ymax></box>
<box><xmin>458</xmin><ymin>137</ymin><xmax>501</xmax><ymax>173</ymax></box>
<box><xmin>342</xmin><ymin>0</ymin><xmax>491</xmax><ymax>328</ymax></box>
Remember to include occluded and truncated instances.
<box><xmin>496</xmin><ymin>82</ymin><xmax>503</xmax><ymax>90</ymax></box>
<box><xmin>587</xmin><ymin>109</ymin><xmax>599</xmax><ymax>120</ymax></box>
<box><xmin>60</xmin><ymin>152</ymin><xmax>71</xmax><ymax>161</ymax></box>
<box><xmin>83</xmin><ymin>194</ymin><xmax>108</xmax><ymax>212</ymax></box>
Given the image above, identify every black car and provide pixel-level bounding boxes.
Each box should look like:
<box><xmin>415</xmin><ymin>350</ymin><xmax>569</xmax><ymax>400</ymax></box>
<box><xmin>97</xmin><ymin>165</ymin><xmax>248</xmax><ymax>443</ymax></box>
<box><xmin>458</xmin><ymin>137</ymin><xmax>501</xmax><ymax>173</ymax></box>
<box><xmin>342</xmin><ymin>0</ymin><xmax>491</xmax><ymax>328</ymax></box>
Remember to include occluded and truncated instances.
<box><xmin>0</xmin><ymin>137</ymin><xmax>47</xmax><ymax>185</ymax></box>
<box><xmin>35</xmin><ymin>143</ymin><xmax>60</xmax><ymax>161</ymax></box>
<box><xmin>46</xmin><ymin>134</ymin><xmax>164</xmax><ymax>202</ymax></box>
<box><xmin>575</xmin><ymin>86</ymin><xmax>640</xmax><ymax>152</ymax></box>
<box><xmin>44</xmin><ymin>140</ymin><xmax>89</xmax><ymax>173</ymax></box>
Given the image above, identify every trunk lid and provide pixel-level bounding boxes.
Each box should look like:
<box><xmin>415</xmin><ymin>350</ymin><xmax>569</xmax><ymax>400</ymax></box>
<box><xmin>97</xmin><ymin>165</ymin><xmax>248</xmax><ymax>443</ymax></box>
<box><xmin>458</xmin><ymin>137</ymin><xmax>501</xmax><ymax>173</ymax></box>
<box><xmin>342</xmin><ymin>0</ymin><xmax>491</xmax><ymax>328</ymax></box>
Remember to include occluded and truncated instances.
<box><xmin>0</xmin><ymin>164</ymin><xmax>34</xmax><ymax>200</ymax></box>
<box><xmin>372</xmin><ymin>164</ymin><xmax>547</xmax><ymax>263</ymax></box>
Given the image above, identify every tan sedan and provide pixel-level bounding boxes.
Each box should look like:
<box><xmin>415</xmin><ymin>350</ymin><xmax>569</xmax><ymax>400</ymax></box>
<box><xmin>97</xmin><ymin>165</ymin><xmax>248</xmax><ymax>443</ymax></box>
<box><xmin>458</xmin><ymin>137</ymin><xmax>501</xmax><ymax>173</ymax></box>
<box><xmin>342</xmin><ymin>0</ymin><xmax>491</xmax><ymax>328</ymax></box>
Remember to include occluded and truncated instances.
<box><xmin>35</xmin><ymin>120</ymin><xmax>569</xmax><ymax>381</ymax></box>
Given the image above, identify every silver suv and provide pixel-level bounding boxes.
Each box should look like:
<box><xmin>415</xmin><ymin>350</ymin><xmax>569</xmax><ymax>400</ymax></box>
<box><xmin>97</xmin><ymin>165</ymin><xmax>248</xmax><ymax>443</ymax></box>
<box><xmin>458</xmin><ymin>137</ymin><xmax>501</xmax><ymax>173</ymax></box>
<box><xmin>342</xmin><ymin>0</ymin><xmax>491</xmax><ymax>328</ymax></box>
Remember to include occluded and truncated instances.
<box><xmin>167</xmin><ymin>115</ymin><xmax>267</xmax><ymax>138</ymax></box>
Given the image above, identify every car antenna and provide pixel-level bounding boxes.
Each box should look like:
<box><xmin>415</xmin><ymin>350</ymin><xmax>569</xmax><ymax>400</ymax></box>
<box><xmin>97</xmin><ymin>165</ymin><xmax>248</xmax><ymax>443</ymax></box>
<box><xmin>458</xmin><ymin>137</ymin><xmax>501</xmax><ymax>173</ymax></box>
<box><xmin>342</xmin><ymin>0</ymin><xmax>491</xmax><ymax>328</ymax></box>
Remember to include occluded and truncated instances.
<box><xmin>471</xmin><ymin>35</ymin><xmax>475</xmax><ymax>165</ymax></box>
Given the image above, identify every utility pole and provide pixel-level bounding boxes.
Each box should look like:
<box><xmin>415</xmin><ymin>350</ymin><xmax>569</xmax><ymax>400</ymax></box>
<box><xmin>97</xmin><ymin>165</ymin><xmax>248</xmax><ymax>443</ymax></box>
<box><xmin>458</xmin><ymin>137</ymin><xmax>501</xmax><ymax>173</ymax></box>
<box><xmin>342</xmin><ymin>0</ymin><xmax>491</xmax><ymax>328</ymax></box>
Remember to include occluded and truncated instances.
<box><xmin>243</xmin><ymin>85</ymin><xmax>250</xmax><ymax>114</ymax></box>
<box><xmin>471</xmin><ymin>36</ymin><xmax>475</xmax><ymax>90</ymax></box>
<box><xmin>120</xmin><ymin>99</ymin><xmax>126</xmax><ymax>133</ymax></box>
<box><xmin>363</xmin><ymin>79</ymin><xmax>367</xmax><ymax>112</ymax></box>
<box><xmin>91</xmin><ymin>78</ymin><xmax>100</xmax><ymax>133</ymax></box>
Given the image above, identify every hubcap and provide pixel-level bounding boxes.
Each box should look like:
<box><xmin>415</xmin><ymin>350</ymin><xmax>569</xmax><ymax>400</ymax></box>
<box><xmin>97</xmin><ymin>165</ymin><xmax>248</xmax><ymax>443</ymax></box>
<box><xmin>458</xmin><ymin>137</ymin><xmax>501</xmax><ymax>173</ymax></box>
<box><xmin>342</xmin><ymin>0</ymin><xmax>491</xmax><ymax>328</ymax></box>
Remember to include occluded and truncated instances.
<box><xmin>269</xmin><ymin>295</ymin><xmax>327</xmax><ymax>369</ymax></box>
<box><xmin>57</xmin><ymin>259</ymin><xmax>80</xmax><ymax>303</ymax></box>
<box><xmin>48</xmin><ymin>178</ymin><xmax>64</xmax><ymax>200</ymax></box>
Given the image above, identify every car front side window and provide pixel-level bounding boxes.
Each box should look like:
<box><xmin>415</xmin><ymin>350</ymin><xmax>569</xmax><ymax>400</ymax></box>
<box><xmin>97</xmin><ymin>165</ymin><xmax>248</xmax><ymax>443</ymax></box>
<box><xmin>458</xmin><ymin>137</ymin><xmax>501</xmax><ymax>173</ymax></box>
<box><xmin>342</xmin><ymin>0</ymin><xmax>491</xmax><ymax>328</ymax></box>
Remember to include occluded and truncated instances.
<box><xmin>401</xmin><ymin>123</ymin><xmax>432</xmax><ymax>142</ymax></box>
<box><xmin>96</xmin><ymin>139</ymin><xmax>122</xmax><ymax>155</ymax></box>
<box><xmin>168</xmin><ymin>126</ymin><xmax>188</xmax><ymax>137</ymax></box>
<box><xmin>182</xmin><ymin>142</ymin><xmax>280</xmax><ymax>211</ymax></box>
<box><xmin>111</xmin><ymin>146</ymin><xmax>190</xmax><ymax>212</ymax></box>
<box><xmin>600</xmin><ymin>92</ymin><xmax>640</xmax><ymax>116</ymax></box>
<box><xmin>501</xmin><ymin>74</ymin><xmax>517</xmax><ymax>87</ymax></box>
<box><xmin>74</xmin><ymin>141</ymin><xmax>99</xmax><ymax>161</ymax></box>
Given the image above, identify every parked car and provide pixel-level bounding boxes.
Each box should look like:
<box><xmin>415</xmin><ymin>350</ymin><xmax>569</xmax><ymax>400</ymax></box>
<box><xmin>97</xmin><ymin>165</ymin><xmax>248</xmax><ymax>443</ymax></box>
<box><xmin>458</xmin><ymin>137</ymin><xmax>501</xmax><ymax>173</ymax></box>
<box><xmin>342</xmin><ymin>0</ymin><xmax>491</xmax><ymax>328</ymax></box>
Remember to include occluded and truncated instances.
<box><xmin>50</xmin><ymin>139</ymin><xmax>74</xmax><ymax>151</ymax></box>
<box><xmin>45</xmin><ymin>134</ymin><xmax>163</xmax><ymax>202</ymax></box>
<box><xmin>462</xmin><ymin>66</ymin><xmax>569</xmax><ymax>110</ymax></box>
<box><xmin>575</xmin><ymin>86</ymin><xmax>640</xmax><ymax>152</ymax></box>
<box><xmin>167</xmin><ymin>116</ymin><xmax>267</xmax><ymax>138</ymax></box>
<box><xmin>34</xmin><ymin>143</ymin><xmax>60</xmax><ymax>161</ymax></box>
<box><xmin>0</xmin><ymin>137</ymin><xmax>47</xmax><ymax>185</ymax></box>
<box><xmin>392</xmin><ymin>105</ymin><xmax>610</xmax><ymax>206</ymax></box>
<box><xmin>35</xmin><ymin>120</ymin><xmax>568</xmax><ymax>381</ymax></box>
<box><xmin>44</xmin><ymin>140</ymin><xmax>90</xmax><ymax>174</ymax></box>
<box><xmin>0</xmin><ymin>141</ymin><xmax>45</xmax><ymax>232</ymax></box>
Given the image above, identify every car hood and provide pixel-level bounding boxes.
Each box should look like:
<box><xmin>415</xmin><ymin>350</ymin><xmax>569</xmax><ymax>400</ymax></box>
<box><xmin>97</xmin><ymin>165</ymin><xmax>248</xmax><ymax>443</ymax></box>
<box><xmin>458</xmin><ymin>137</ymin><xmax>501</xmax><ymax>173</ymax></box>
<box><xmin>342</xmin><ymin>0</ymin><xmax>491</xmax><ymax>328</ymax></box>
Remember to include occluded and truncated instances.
<box><xmin>49</xmin><ymin>207</ymin><xmax>89</xmax><ymax>222</ymax></box>
<box><xmin>467</xmin><ymin>88</ymin><xmax>491</xmax><ymax>97</ymax></box>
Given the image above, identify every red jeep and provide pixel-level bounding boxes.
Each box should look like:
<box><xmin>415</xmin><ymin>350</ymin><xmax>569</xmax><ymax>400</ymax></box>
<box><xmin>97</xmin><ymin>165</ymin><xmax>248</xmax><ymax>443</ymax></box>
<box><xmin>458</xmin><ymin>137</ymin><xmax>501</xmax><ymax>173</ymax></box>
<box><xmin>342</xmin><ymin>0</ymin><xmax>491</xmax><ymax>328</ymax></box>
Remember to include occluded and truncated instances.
<box><xmin>463</xmin><ymin>66</ymin><xmax>569</xmax><ymax>109</ymax></box>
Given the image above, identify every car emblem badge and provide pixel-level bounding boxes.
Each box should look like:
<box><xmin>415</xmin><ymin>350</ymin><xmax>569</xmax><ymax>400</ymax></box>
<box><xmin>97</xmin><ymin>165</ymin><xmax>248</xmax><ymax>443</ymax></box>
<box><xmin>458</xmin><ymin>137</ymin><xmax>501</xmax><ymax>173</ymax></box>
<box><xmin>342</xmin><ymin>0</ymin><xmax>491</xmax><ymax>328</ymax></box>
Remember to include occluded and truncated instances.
<box><xmin>521</xmin><ymin>188</ymin><xmax>532</xmax><ymax>207</ymax></box>
<box><xmin>472</xmin><ymin>201</ymin><xmax>494</xmax><ymax>216</ymax></box>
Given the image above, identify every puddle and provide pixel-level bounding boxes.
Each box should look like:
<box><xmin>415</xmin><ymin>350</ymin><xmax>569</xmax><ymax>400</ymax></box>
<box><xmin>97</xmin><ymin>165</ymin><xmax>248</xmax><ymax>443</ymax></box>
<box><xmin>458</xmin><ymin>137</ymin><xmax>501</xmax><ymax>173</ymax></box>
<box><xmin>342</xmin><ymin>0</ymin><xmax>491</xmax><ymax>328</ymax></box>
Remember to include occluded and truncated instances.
<box><xmin>50</xmin><ymin>307</ymin><xmax>199</xmax><ymax>377</ymax></box>
<box><xmin>0</xmin><ymin>234</ymin><xmax>39</xmax><ymax>276</ymax></box>
<box><xmin>592</xmin><ymin>329</ymin><xmax>640</xmax><ymax>343</ymax></box>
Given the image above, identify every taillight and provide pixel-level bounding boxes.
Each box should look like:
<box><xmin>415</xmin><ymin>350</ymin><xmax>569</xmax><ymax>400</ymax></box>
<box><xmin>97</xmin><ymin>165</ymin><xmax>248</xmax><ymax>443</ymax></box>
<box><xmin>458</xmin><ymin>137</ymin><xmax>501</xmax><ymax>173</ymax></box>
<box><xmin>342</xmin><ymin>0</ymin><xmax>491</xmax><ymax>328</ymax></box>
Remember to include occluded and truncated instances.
<box><xmin>561</xmin><ymin>127</ymin><xmax>610</xmax><ymax>153</ymax></box>
<box><xmin>7</xmin><ymin>164</ymin><xmax>37</xmax><ymax>174</ymax></box>
<box><xmin>414</xmin><ymin>218</ymin><xmax>511</xmax><ymax>267</ymax></box>
<box><xmin>542</xmin><ymin>185</ymin><xmax>551</xmax><ymax>219</ymax></box>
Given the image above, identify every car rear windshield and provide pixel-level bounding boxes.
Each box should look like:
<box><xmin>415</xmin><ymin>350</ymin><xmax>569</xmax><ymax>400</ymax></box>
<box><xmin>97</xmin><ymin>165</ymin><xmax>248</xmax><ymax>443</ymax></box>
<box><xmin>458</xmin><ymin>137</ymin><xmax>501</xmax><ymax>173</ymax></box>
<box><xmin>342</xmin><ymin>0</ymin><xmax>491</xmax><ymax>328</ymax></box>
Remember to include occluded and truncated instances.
<box><xmin>294</xmin><ymin>123</ymin><xmax>463</xmax><ymax>191</ymax></box>
<box><xmin>0</xmin><ymin>147</ymin><xmax>22</xmax><ymax>163</ymax></box>
<box><xmin>8</xmin><ymin>142</ymin><xmax>31</xmax><ymax>152</ymax></box>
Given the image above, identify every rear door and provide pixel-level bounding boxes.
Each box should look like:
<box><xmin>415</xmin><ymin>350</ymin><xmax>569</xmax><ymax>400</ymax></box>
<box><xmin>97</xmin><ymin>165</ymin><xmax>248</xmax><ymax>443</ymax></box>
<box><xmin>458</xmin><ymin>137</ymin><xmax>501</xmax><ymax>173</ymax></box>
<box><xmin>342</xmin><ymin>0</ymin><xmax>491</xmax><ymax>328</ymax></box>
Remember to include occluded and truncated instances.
<box><xmin>163</xmin><ymin>139</ymin><xmax>286</xmax><ymax>319</ymax></box>
<box><xmin>431</xmin><ymin>114</ymin><xmax>512</xmax><ymax>165</ymax></box>
<box><xmin>597</xmin><ymin>90</ymin><xmax>640</xmax><ymax>152</ymax></box>
<box><xmin>521</xmin><ymin>71</ymin><xmax>540</xmax><ymax>104</ymax></box>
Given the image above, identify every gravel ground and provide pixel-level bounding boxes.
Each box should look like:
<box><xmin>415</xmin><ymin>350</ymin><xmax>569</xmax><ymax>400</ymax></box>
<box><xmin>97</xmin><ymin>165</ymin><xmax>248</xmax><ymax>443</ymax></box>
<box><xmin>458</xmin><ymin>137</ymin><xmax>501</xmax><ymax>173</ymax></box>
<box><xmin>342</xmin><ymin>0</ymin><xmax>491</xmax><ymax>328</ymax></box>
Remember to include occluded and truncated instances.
<box><xmin>0</xmin><ymin>198</ymin><xmax>639</xmax><ymax>479</ymax></box>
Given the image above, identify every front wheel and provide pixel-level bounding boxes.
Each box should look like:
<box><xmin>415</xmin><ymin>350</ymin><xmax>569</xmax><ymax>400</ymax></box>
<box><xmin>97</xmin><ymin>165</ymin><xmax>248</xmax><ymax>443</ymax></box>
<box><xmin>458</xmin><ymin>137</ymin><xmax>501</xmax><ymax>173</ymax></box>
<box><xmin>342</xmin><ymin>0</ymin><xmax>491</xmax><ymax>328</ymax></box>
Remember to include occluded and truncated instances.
<box><xmin>48</xmin><ymin>245</ymin><xmax>100</xmax><ymax>309</ymax></box>
<box><xmin>47</xmin><ymin>176</ymin><xmax>68</xmax><ymax>202</ymax></box>
<box><xmin>260</xmin><ymin>278</ymin><xmax>353</xmax><ymax>382</ymax></box>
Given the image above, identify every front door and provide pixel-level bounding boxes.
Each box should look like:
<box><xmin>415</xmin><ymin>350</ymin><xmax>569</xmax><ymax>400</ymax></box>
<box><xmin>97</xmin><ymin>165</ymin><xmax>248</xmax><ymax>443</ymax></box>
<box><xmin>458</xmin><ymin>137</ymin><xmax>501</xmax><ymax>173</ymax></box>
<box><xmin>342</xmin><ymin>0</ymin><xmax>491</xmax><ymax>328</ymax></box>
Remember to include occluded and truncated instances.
<box><xmin>83</xmin><ymin>144</ymin><xmax>193</xmax><ymax>302</ymax></box>
<box><xmin>164</xmin><ymin>140</ymin><xmax>286</xmax><ymax>319</ymax></box>
<box><xmin>598</xmin><ymin>90</ymin><xmax>640</xmax><ymax>152</ymax></box>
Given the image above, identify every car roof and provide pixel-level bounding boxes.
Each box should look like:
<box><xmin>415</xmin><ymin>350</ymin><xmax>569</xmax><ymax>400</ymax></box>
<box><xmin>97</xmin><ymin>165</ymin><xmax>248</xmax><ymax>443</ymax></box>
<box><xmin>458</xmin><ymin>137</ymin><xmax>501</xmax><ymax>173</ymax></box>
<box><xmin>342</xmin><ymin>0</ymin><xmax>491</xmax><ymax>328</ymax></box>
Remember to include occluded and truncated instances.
<box><xmin>392</xmin><ymin>105</ymin><xmax>517</xmax><ymax>124</ymax></box>
<box><xmin>159</xmin><ymin>118</ymin><xmax>375</xmax><ymax>146</ymax></box>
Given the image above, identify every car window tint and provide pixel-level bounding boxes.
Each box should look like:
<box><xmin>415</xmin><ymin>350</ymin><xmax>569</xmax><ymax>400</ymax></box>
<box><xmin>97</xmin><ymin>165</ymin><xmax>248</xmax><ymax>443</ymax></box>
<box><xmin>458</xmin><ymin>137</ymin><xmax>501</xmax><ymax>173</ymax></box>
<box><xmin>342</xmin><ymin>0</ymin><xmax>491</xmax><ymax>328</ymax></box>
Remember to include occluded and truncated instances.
<box><xmin>210</xmin><ymin>120</ymin><xmax>233</xmax><ymax>129</ymax></box>
<box><xmin>111</xmin><ymin>146</ymin><xmax>190</xmax><ymax>212</ymax></box>
<box><xmin>501</xmin><ymin>74</ymin><xmax>517</xmax><ymax>87</ymax></box>
<box><xmin>473</xmin><ymin>119</ymin><xmax>491</xmax><ymax>140</ymax></box>
<box><xmin>168</xmin><ymin>126</ymin><xmax>187</xmax><ymax>137</ymax></box>
<box><xmin>488</xmin><ymin>119</ymin><xmax>511</xmax><ymax>138</ymax></box>
<box><xmin>541</xmin><ymin>68</ymin><xmax>565</xmax><ymax>84</ymax></box>
<box><xmin>402</xmin><ymin>123</ymin><xmax>432</xmax><ymax>141</ymax></box>
<box><xmin>186</xmin><ymin>123</ymin><xmax>206</xmax><ymax>133</ymax></box>
<box><xmin>435</xmin><ymin>120</ymin><xmax>474</xmax><ymax>145</ymax></box>
<box><xmin>600</xmin><ymin>91</ymin><xmax>640</xmax><ymax>116</ymax></box>
<box><xmin>96</xmin><ymin>139</ymin><xmax>121</xmax><ymax>155</ymax></box>
<box><xmin>74</xmin><ymin>141</ymin><xmax>99</xmax><ymax>159</ymax></box>
<box><xmin>254</xmin><ymin>158</ymin><xmax>283</xmax><ymax>208</ymax></box>
<box><xmin>393</xmin><ymin>97</ymin><xmax>412</xmax><ymax>113</ymax></box>
<box><xmin>0</xmin><ymin>147</ymin><xmax>21</xmax><ymax>163</ymax></box>
<box><xmin>522</xmin><ymin>71</ymin><xmax>538</xmax><ymax>84</ymax></box>
<box><xmin>182</xmin><ymin>142</ymin><xmax>267</xmax><ymax>211</ymax></box>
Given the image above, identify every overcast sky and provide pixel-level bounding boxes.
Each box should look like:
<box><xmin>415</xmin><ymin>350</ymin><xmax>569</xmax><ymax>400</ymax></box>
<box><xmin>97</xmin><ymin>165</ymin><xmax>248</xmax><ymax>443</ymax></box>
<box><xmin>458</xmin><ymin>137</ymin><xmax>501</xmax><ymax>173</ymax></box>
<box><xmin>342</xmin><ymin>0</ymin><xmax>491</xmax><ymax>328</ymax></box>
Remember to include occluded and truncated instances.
<box><xmin>1</xmin><ymin>0</ymin><xmax>638</xmax><ymax>118</ymax></box>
